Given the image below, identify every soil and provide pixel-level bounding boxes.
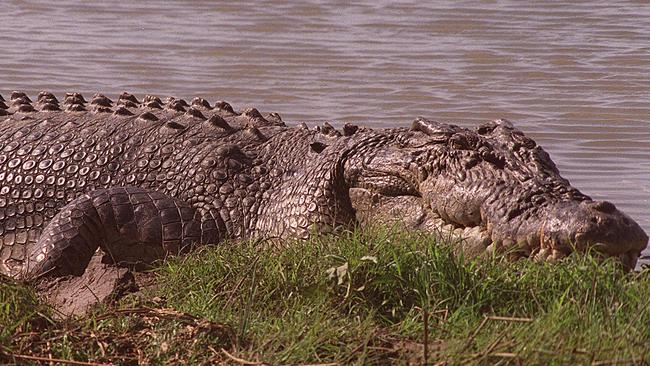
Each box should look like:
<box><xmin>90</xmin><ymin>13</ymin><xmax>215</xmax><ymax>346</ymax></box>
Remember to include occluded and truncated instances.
<box><xmin>34</xmin><ymin>251</ymin><xmax>138</xmax><ymax>317</ymax></box>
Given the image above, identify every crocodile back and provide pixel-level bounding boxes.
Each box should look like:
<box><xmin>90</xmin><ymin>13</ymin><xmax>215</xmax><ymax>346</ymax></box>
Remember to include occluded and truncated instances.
<box><xmin>0</xmin><ymin>92</ymin><xmax>285</xmax><ymax>275</ymax></box>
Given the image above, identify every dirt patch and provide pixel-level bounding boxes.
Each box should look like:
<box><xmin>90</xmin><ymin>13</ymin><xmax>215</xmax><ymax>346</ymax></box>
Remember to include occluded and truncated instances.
<box><xmin>34</xmin><ymin>251</ymin><xmax>137</xmax><ymax>317</ymax></box>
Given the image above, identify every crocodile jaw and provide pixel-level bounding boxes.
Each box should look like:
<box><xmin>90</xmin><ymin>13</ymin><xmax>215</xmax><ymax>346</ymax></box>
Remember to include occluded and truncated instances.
<box><xmin>349</xmin><ymin>188</ymin><xmax>492</xmax><ymax>258</ymax></box>
<box><xmin>349</xmin><ymin>188</ymin><xmax>648</xmax><ymax>270</ymax></box>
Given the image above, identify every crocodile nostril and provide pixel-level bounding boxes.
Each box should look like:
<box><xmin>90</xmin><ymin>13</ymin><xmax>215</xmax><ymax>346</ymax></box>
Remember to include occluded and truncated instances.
<box><xmin>590</xmin><ymin>217</ymin><xmax>599</xmax><ymax>225</ymax></box>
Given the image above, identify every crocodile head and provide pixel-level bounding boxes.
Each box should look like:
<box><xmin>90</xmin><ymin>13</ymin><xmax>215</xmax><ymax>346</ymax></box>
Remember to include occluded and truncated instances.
<box><xmin>345</xmin><ymin>118</ymin><xmax>648</xmax><ymax>270</ymax></box>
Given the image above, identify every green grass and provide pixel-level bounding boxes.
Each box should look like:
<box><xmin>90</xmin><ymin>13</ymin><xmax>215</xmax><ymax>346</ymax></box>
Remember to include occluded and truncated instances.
<box><xmin>2</xmin><ymin>228</ymin><xmax>650</xmax><ymax>365</ymax></box>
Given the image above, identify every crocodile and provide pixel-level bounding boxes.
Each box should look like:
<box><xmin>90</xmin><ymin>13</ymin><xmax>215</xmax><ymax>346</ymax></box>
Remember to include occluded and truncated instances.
<box><xmin>0</xmin><ymin>91</ymin><xmax>647</xmax><ymax>313</ymax></box>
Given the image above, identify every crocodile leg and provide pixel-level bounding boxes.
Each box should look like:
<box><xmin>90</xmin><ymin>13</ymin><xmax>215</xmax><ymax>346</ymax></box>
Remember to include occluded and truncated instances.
<box><xmin>25</xmin><ymin>186</ymin><xmax>217</xmax><ymax>279</ymax></box>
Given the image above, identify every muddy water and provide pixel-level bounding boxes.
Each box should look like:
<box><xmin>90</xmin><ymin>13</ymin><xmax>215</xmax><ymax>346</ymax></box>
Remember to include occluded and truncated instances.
<box><xmin>1</xmin><ymin>1</ymin><xmax>649</xmax><ymax>259</ymax></box>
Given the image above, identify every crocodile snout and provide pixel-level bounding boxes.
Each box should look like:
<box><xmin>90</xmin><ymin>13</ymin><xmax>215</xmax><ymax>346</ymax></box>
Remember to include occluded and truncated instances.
<box><xmin>564</xmin><ymin>200</ymin><xmax>647</xmax><ymax>269</ymax></box>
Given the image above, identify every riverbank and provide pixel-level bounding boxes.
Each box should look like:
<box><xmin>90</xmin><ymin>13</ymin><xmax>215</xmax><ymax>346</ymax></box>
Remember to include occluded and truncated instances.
<box><xmin>2</xmin><ymin>229</ymin><xmax>649</xmax><ymax>365</ymax></box>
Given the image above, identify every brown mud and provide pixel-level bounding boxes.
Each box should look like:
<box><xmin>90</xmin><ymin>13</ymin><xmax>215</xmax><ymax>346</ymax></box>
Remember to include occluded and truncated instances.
<box><xmin>33</xmin><ymin>251</ymin><xmax>137</xmax><ymax>317</ymax></box>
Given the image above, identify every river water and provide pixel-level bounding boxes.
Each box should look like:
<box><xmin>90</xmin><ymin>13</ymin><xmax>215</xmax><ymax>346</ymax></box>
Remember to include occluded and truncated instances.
<box><xmin>1</xmin><ymin>1</ymin><xmax>649</xmax><ymax>259</ymax></box>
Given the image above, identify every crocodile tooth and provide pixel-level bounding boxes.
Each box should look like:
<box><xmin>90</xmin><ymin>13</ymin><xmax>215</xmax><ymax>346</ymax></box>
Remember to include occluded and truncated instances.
<box><xmin>526</xmin><ymin>232</ymin><xmax>540</xmax><ymax>252</ymax></box>
<box><xmin>534</xmin><ymin>247</ymin><xmax>551</xmax><ymax>262</ymax></box>
<box><xmin>550</xmin><ymin>249</ymin><xmax>566</xmax><ymax>262</ymax></box>
<box><xmin>0</xmin><ymin>93</ymin><xmax>4</xmax><ymax>101</ymax></box>
<box><xmin>485</xmin><ymin>242</ymin><xmax>497</xmax><ymax>255</ymax></box>
<box><xmin>0</xmin><ymin>101</ymin><xmax>8</xmax><ymax>110</ymax></box>
<box><xmin>501</xmin><ymin>238</ymin><xmax>515</xmax><ymax>249</ymax></box>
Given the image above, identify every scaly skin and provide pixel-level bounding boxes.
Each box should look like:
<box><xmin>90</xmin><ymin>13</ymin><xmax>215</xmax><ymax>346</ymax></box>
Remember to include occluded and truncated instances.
<box><xmin>0</xmin><ymin>91</ymin><xmax>646</xmax><ymax>281</ymax></box>
<box><xmin>349</xmin><ymin>118</ymin><xmax>648</xmax><ymax>268</ymax></box>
